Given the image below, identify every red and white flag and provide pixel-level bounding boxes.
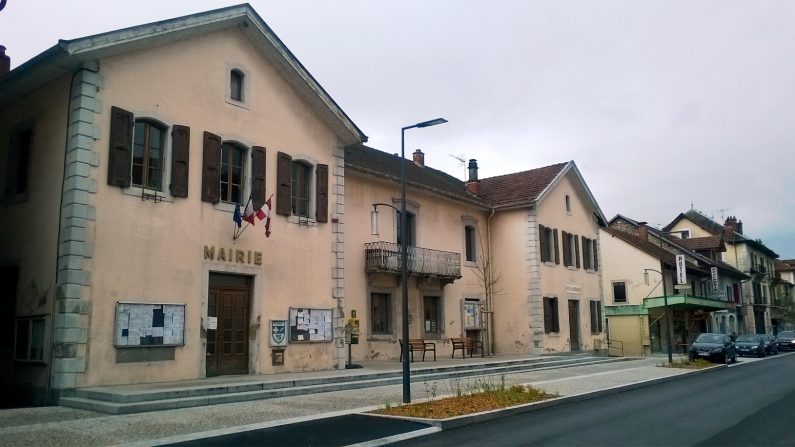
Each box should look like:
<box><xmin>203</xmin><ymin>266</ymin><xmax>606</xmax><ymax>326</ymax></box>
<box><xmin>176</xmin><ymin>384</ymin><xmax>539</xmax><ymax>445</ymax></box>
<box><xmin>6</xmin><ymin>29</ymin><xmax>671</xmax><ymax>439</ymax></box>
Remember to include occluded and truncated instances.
<box><xmin>242</xmin><ymin>200</ymin><xmax>256</xmax><ymax>225</ymax></box>
<box><xmin>258</xmin><ymin>195</ymin><xmax>273</xmax><ymax>238</ymax></box>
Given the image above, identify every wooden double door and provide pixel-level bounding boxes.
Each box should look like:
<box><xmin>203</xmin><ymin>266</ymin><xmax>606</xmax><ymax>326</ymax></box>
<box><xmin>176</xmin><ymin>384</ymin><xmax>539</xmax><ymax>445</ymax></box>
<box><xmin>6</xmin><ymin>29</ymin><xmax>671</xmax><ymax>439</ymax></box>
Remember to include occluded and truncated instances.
<box><xmin>206</xmin><ymin>274</ymin><xmax>250</xmax><ymax>377</ymax></box>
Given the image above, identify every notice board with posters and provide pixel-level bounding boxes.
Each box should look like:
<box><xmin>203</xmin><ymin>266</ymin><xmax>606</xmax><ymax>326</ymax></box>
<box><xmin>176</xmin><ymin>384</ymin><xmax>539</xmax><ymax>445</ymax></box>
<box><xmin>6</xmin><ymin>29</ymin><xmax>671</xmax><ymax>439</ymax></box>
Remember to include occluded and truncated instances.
<box><xmin>288</xmin><ymin>307</ymin><xmax>333</xmax><ymax>343</ymax></box>
<box><xmin>114</xmin><ymin>302</ymin><xmax>186</xmax><ymax>347</ymax></box>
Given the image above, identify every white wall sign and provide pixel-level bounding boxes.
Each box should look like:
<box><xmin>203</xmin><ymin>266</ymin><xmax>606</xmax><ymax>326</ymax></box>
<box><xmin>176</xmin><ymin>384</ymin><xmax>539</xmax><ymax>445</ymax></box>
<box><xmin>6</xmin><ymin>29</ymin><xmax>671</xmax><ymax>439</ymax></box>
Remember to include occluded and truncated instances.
<box><xmin>676</xmin><ymin>255</ymin><xmax>687</xmax><ymax>285</ymax></box>
<box><xmin>711</xmin><ymin>267</ymin><xmax>719</xmax><ymax>292</ymax></box>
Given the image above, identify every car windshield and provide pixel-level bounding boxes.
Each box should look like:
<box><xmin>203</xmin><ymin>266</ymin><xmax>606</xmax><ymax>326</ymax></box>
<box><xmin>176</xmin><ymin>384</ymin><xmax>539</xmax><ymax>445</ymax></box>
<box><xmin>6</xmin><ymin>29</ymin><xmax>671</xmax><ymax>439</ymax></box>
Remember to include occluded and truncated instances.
<box><xmin>695</xmin><ymin>334</ymin><xmax>724</xmax><ymax>344</ymax></box>
<box><xmin>736</xmin><ymin>335</ymin><xmax>758</xmax><ymax>342</ymax></box>
<box><xmin>778</xmin><ymin>331</ymin><xmax>795</xmax><ymax>338</ymax></box>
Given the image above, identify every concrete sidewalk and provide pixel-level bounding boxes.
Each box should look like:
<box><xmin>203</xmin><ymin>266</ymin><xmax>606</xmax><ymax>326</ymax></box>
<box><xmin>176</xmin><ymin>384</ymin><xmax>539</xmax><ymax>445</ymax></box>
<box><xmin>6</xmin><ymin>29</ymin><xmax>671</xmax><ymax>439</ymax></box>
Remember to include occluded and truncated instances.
<box><xmin>0</xmin><ymin>355</ymin><xmax>697</xmax><ymax>447</ymax></box>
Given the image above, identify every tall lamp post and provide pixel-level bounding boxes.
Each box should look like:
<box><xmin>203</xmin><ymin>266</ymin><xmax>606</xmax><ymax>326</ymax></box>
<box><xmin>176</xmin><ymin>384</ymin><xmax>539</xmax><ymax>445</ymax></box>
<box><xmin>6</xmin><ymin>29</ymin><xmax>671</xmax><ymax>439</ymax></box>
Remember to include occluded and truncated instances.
<box><xmin>400</xmin><ymin>118</ymin><xmax>447</xmax><ymax>403</ymax></box>
<box><xmin>645</xmin><ymin>264</ymin><xmax>673</xmax><ymax>364</ymax></box>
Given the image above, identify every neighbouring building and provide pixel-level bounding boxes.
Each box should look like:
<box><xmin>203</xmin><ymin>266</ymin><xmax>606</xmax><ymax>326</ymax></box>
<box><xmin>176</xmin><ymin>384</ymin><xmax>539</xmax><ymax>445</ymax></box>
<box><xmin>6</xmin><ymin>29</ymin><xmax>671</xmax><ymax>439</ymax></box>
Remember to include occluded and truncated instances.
<box><xmin>0</xmin><ymin>5</ymin><xmax>366</xmax><ymax>405</ymax></box>
<box><xmin>602</xmin><ymin>215</ymin><xmax>748</xmax><ymax>357</ymax></box>
<box><xmin>343</xmin><ymin>151</ymin><xmax>608</xmax><ymax>360</ymax></box>
<box><xmin>772</xmin><ymin>260</ymin><xmax>795</xmax><ymax>332</ymax></box>
<box><xmin>663</xmin><ymin>211</ymin><xmax>779</xmax><ymax>335</ymax></box>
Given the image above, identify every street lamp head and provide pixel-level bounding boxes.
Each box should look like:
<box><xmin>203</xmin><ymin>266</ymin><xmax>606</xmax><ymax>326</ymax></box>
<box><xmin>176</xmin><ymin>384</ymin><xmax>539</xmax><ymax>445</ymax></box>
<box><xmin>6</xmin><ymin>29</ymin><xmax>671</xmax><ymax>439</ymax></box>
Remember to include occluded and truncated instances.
<box><xmin>370</xmin><ymin>207</ymin><xmax>380</xmax><ymax>236</ymax></box>
<box><xmin>412</xmin><ymin>118</ymin><xmax>448</xmax><ymax>129</ymax></box>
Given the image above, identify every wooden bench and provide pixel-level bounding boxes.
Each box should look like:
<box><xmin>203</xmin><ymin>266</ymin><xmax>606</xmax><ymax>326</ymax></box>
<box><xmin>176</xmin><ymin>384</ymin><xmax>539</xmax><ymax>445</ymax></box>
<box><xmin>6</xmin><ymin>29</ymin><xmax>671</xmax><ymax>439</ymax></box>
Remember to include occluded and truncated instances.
<box><xmin>400</xmin><ymin>339</ymin><xmax>436</xmax><ymax>362</ymax></box>
<box><xmin>451</xmin><ymin>337</ymin><xmax>484</xmax><ymax>359</ymax></box>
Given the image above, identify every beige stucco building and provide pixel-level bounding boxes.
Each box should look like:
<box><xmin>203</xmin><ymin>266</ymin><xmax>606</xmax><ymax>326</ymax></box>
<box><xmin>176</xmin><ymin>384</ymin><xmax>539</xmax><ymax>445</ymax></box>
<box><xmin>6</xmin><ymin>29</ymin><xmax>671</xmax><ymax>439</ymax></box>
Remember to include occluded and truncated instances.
<box><xmin>0</xmin><ymin>5</ymin><xmax>365</xmax><ymax>404</ymax></box>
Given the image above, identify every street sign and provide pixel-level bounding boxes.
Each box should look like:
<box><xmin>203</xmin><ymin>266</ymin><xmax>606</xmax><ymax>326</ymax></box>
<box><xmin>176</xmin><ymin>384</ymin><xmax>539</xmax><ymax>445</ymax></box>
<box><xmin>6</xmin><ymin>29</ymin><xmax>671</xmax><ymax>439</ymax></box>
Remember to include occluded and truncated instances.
<box><xmin>676</xmin><ymin>255</ymin><xmax>687</xmax><ymax>285</ymax></box>
<box><xmin>711</xmin><ymin>267</ymin><xmax>719</xmax><ymax>292</ymax></box>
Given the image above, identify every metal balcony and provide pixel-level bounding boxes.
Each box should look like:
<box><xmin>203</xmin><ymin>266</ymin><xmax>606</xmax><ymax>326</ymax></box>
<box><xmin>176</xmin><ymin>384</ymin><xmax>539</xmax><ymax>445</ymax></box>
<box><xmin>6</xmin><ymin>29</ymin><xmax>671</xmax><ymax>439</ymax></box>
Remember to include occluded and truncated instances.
<box><xmin>364</xmin><ymin>241</ymin><xmax>462</xmax><ymax>281</ymax></box>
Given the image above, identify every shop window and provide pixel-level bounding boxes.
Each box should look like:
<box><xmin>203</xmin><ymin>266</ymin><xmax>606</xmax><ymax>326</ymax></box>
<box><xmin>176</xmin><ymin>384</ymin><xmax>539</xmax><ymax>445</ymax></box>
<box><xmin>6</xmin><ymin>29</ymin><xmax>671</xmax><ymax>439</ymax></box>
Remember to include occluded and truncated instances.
<box><xmin>370</xmin><ymin>292</ymin><xmax>392</xmax><ymax>335</ymax></box>
<box><xmin>4</xmin><ymin>127</ymin><xmax>32</xmax><ymax>202</ymax></box>
<box><xmin>15</xmin><ymin>317</ymin><xmax>45</xmax><ymax>362</ymax></box>
<box><xmin>613</xmin><ymin>282</ymin><xmax>627</xmax><ymax>303</ymax></box>
<box><xmin>543</xmin><ymin>297</ymin><xmax>559</xmax><ymax>333</ymax></box>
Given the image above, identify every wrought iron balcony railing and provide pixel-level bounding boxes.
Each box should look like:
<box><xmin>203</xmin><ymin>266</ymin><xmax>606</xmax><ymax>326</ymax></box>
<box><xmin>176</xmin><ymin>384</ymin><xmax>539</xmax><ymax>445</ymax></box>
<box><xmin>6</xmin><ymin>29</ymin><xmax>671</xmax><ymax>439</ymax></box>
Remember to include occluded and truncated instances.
<box><xmin>364</xmin><ymin>241</ymin><xmax>462</xmax><ymax>280</ymax></box>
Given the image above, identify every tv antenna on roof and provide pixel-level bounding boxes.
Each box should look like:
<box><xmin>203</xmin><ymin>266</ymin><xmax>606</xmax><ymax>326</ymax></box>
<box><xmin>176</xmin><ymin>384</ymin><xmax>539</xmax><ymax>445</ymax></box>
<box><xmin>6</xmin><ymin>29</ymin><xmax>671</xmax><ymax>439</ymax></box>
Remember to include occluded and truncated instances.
<box><xmin>714</xmin><ymin>208</ymin><xmax>731</xmax><ymax>221</ymax></box>
<box><xmin>449</xmin><ymin>153</ymin><xmax>467</xmax><ymax>180</ymax></box>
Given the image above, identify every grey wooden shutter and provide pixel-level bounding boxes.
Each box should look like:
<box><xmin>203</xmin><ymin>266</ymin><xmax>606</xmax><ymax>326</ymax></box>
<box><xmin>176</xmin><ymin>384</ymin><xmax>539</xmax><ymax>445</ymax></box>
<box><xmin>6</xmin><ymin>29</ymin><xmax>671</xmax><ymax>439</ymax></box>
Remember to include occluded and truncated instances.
<box><xmin>543</xmin><ymin>298</ymin><xmax>552</xmax><ymax>333</ymax></box>
<box><xmin>539</xmin><ymin>225</ymin><xmax>548</xmax><ymax>262</ymax></box>
<box><xmin>201</xmin><ymin>131</ymin><xmax>221</xmax><ymax>203</ymax></box>
<box><xmin>170</xmin><ymin>125</ymin><xmax>190</xmax><ymax>198</ymax></box>
<box><xmin>574</xmin><ymin>235</ymin><xmax>580</xmax><ymax>269</ymax></box>
<box><xmin>251</xmin><ymin>146</ymin><xmax>266</xmax><ymax>209</ymax></box>
<box><xmin>582</xmin><ymin>236</ymin><xmax>591</xmax><ymax>270</ymax></box>
<box><xmin>276</xmin><ymin>151</ymin><xmax>292</xmax><ymax>216</ymax></box>
<box><xmin>108</xmin><ymin>106</ymin><xmax>133</xmax><ymax>187</ymax></box>
<box><xmin>315</xmin><ymin>164</ymin><xmax>329</xmax><ymax>223</ymax></box>
<box><xmin>592</xmin><ymin>240</ymin><xmax>599</xmax><ymax>271</ymax></box>
<box><xmin>553</xmin><ymin>229</ymin><xmax>560</xmax><ymax>264</ymax></box>
<box><xmin>562</xmin><ymin>231</ymin><xmax>570</xmax><ymax>266</ymax></box>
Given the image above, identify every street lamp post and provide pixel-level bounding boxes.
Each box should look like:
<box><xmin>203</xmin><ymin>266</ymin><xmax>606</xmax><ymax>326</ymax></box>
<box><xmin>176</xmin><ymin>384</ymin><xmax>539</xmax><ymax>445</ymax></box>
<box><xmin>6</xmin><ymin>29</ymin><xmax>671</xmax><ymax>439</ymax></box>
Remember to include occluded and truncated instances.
<box><xmin>398</xmin><ymin>118</ymin><xmax>447</xmax><ymax>403</ymax></box>
<box><xmin>645</xmin><ymin>264</ymin><xmax>674</xmax><ymax>364</ymax></box>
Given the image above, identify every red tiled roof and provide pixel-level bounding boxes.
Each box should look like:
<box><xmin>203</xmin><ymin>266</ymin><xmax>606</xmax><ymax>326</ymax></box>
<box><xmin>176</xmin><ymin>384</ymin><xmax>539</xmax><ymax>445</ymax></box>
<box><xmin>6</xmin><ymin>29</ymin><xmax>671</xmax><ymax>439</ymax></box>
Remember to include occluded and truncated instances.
<box><xmin>676</xmin><ymin>236</ymin><xmax>725</xmax><ymax>252</ymax></box>
<box><xmin>477</xmin><ymin>162</ymin><xmax>569</xmax><ymax>207</ymax></box>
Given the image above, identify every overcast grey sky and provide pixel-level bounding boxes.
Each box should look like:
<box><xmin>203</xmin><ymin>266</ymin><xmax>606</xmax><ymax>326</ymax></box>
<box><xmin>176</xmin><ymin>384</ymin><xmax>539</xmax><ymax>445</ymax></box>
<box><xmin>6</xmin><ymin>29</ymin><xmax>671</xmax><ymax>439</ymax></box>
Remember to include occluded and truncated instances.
<box><xmin>2</xmin><ymin>1</ymin><xmax>793</xmax><ymax>257</ymax></box>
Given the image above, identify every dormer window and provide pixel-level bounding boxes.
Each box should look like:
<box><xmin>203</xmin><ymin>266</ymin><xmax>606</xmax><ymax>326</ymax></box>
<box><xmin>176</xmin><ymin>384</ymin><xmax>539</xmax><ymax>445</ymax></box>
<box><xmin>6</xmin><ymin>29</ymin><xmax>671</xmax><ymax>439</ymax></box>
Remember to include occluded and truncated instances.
<box><xmin>230</xmin><ymin>69</ymin><xmax>244</xmax><ymax>102</ymax></box>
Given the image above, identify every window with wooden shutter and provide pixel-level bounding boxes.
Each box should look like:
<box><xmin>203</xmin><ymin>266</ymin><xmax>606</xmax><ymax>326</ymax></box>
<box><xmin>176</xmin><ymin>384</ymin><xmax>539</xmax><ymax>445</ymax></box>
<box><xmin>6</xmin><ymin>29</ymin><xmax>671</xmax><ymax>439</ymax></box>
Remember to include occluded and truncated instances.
<box><xmin>582</xmin><ymin>236</ymin><xmax>591</xmax><ymax>270</ymax></box>
<box><xmin>251</xmin><ymin>146</ymin><xmax>266</xmax><ymax>209</ymax></box>
<box><xmin>316</xmin><ymin>163</ymin><xmax>329</xmax><ymax>223</ymax></box>
<box><xmin>170</xmin><ymin>125</ymin><xmax>190</xmax><ymax>198</ymax></box>
<box><xmin>553</xmin><ymin>229</ymin><xmax>560</xmax><ymax>264</ymax></box>
<box><xmin>108</xmin><ymin>106</ymin><xmax>133</xmax><ymax>187</ymax></box>
<box><xmin>574</xmin><ymin>235</ymin><xmax>580</xmax><ymax>269</ymax></box>
<box><xmin>539</xmin><ymin>225</ymin><xmax>548</xmax><ymax>262</ymax></box>
<box><xmin>543</xmin><ymin>297</ymin><xmax>559</xmax><ymax>333</ymax></box>
<box><xmin>276</xmin><ymin>151</ymin><xmax>292</xmax><ymax>216</ymax></box>
<box><xmin>562</xmin><ymin>231</ymin><xmax>571</xmax><ymax>266</ymax></box>
<box><xmin>201</xmin><ymin>131</ymin><xmax>221</xmax><ymax>203</ymax></box>
<box><xmin>592</xmin><ymin>240</ymin><xmax>599</xmax><ymax>271</ymax></box>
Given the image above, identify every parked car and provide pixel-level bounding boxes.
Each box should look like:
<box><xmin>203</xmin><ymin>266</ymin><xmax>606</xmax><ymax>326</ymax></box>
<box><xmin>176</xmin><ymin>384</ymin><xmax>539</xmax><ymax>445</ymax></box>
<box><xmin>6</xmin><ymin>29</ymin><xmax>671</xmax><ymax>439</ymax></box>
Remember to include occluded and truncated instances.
<box><xmin>735</xmin><ymin>334</ymin><xmax>766</xmax><ymax>357</ymax></box>
<box><xmin>776</xmin><ymin>331</ymin><xmax>795</xmax><ymax>351</ymax></box>
<box><xmin>689</xmin><ymin>333</ymin><xmax>737</xmax><ymax>364</ymax></box>
<box><xmin>761</xmin><ymin>334</ymin><xmax>779</xmax><ymax>355</ymax></box>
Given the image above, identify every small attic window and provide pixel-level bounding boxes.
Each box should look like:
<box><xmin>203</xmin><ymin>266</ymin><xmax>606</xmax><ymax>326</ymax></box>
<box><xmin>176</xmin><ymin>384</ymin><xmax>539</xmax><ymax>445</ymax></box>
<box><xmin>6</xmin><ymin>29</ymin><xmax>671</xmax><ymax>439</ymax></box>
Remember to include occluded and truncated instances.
<box><xmin>565</xmin><ymin>194</ymin><xmax>571</xmax><ymax>212</ymax></box>
<box><xmin>230</xmin><ymin>69</ymin><xmax>244</xmax><ymax>102</ymax></box>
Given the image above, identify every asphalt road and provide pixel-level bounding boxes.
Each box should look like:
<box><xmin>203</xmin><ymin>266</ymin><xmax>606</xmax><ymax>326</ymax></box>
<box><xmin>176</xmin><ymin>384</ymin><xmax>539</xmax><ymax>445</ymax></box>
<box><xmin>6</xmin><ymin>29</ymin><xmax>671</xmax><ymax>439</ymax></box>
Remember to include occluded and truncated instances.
<box><xmin>394</xmin><ymin>353</ymin><xmax>795</xmax><ymax>447</ymax></box>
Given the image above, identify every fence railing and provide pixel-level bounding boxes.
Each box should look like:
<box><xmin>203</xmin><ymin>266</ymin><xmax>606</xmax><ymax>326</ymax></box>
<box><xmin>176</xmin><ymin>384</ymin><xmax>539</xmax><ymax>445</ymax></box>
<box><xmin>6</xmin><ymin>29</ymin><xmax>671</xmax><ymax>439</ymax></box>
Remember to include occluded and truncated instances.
<box><xmin>364</xmin><ymin>241</ymin><xmax>462</xmax><ymax>279</ymax></box>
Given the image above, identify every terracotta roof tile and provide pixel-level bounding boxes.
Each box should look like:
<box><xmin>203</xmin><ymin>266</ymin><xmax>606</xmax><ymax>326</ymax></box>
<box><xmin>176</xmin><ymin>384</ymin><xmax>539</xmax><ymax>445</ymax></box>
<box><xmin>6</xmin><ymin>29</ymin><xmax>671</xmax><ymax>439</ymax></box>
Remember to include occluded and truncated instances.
<box><xmin>477</xmin><ymin>162</ymin><xmax>569</xmax><ymax>207</ymax></box>
<box><xmin>676</xmin><ymin>236</ymin><xmax>725</xmax><ymax>252</ymax></box>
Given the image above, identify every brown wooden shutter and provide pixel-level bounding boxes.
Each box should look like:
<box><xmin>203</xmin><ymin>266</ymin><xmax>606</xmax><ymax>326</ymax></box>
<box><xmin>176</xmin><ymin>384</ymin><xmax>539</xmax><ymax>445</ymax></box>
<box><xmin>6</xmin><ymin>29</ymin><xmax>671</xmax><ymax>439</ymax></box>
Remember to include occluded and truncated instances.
<box><xmin>543</xmin><ymin>298</ymin><xmax>552</xmax><ymax>333</ymax></box>
<box><xmin>582</xmin><ymin>236</ymin><xmax>591</xmax><ymax>270</ymax></box>
<box><xmin>201</xmin><ymin>131</ymin><xmax>221</xmax><ymax>203</ymax></box>
<box><xmin>169</xmin><ymin>125</ymin><xmax>190</xmax><ymax>198</ymax></box>
<box><xmin>251</xmin><ymin>146</ymin><xmax>266</xmax><ymax>209</ymax></box>
<box><xmin>562</xmin><ymin>231</ymin><xmax>571</xmax><ymax>267</ymax></box>
<box><xmin>574</xmin><ymin>235</ymin><xmax>580</xmax><ymax>269</ymax></box>
<box><xmin>315</xmin><ymin>163</ymin><xmax>329</xmax><ymax>223</ymax></box>
<box><xmin>538</xmin><ymin>225</ymin><xmax>548</xmax><ymax>262</ymax></box>
<box><xmin>108</xmin><ymin>106</ymin><xmax>133</xmax><ymax>187</ymax></box>
<box><xmin>592</xmin><ymin>240</ymin><xmax>599</xmax><ymax>271</ymax></box>
<box><xmin>276</xmin><ymin>151</ymin><xmax>292</xmax><ymax>216</ymax></box>
<box><xmin>553</xmin><ymin>229</ymin><xmax>560</xmax><ymax>264</ymax></box>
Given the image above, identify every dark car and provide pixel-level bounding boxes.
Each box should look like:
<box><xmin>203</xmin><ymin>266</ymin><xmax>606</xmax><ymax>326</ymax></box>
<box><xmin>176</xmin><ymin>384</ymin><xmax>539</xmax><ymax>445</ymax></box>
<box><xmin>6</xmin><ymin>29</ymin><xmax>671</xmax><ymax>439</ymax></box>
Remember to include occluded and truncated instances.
<box><xmin>761</xmin><ymin>334</ymin><xmax>779</xmax><ymax>355</ymax></box>
<box><xmin>735</xmin><ymin>334</ymin><xmax>766</xmax><ymax>357</ymax></box>
<box><xmin>689</xmin><ymin>333</ymin><xmax>737</xmax><ymax>364</ymax></box>
<box><xmin>775</xmin><ymin>331</ymin><xmax>795</xmax><ymax>351</ymax></box>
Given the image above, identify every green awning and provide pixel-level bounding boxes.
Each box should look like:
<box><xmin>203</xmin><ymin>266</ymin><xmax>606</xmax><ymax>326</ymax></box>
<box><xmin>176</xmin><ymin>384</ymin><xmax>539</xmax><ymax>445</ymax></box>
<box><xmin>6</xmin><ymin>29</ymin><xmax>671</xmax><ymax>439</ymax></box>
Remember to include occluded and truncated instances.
<box><xmin>643</xmin><ymin>294</ymin><xmax>731</xmax><ymax>311</ymax></box>
<box><xmin>605</xmin><ymin>305</ymin><xmax>648</xmax><ymax>316</ymax></box>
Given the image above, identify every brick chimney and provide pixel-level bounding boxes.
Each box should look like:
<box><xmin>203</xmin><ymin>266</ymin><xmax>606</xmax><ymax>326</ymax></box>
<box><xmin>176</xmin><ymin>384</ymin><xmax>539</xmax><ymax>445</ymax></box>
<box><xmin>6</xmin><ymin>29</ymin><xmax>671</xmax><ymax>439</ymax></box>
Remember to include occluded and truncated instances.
<box><xmin>0</xmin><ymin>46</ymin><xmax>9</xmax><ymax>77</ymax></box>
<box><xmin>412</xmin><ymin>149</ymin><xmax>425</xmax><ymax>167</ymax></box>
<box><xmin>465</xmin><ymin>159</ymin><xmax>480</xmax><ymax>195</ymax></box>
<box><xmin>724</xmin><ymin>216</ymin><xmax>738</xmax><ymax>236</ymax></box>
<box><xmin>736</xmin><ymin>220</ymin><xmax>743</xmax><ymax>235</ymax></box>
<box><xmin>637</xmin><ymin>221</ymin><xmax>649</xmax><ymax>241</ymax></box>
